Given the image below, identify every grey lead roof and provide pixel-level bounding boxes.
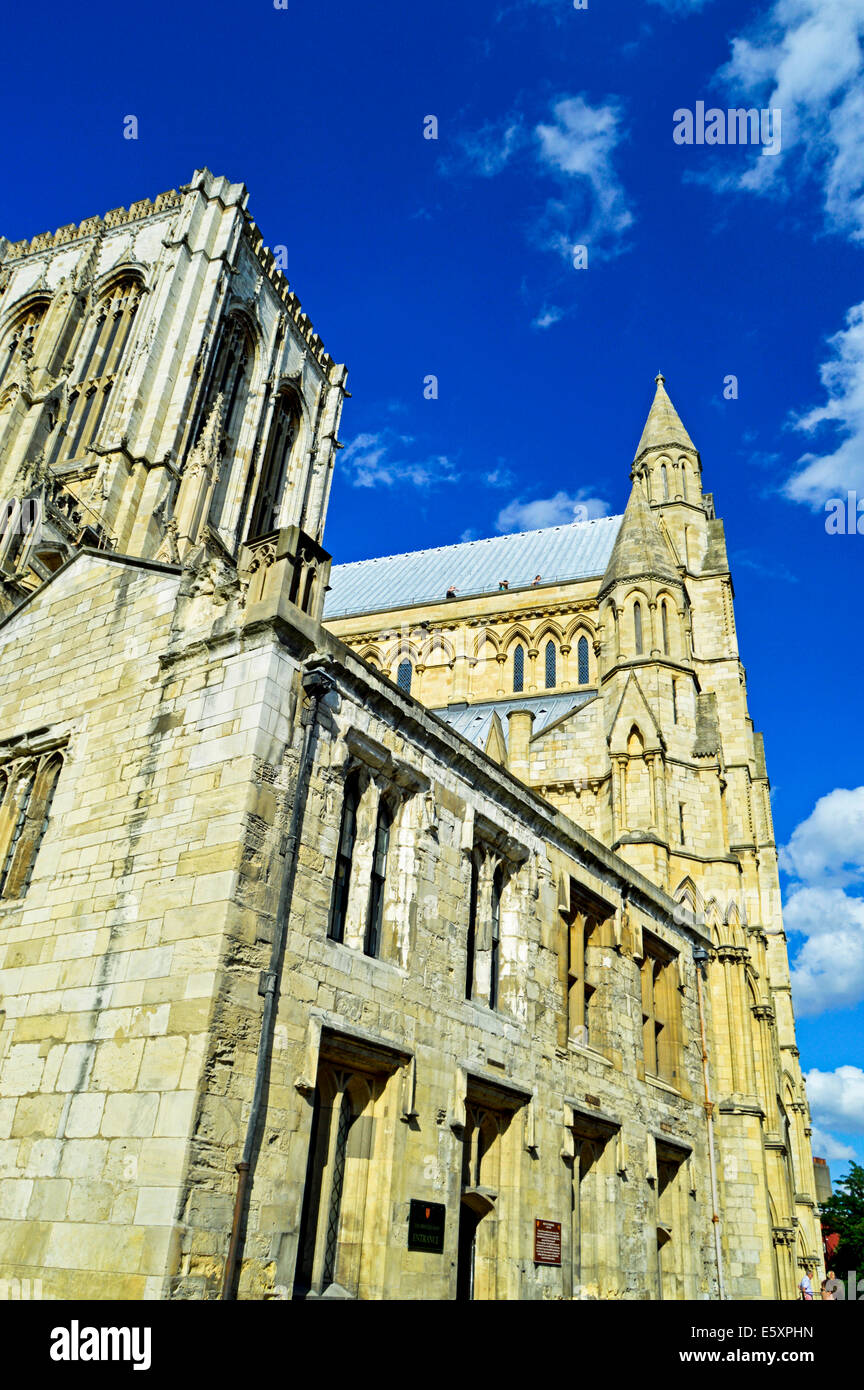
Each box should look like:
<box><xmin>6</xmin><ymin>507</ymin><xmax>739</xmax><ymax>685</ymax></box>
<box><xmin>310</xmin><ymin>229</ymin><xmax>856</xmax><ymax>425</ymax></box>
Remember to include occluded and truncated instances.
<box><xmin>432</xmin><ymin>691</ymin><xmax>597</xmax><ymax>752</ymax></box>
<box><xmin>324</xmin><ymin>514</ymin><xmax>623</xmax><ymax>618</ymax></box>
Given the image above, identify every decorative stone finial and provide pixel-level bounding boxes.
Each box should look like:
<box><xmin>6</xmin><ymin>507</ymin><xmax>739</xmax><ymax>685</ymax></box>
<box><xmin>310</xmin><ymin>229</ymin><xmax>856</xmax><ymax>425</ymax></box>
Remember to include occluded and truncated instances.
<box><xmin>655</xmin><ymin>372</ymin><xmax>665</xmax><ymax>385</ymax></box>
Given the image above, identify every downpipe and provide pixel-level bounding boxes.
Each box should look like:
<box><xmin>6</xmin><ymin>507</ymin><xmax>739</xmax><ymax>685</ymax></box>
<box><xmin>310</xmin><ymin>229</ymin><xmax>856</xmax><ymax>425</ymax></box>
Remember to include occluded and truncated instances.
<box><xmin>221</xmin><ymin>663</ymin><xmax>334</xmax><ymax>1300</ymax></box>
<box><xmin>694</xmin><ymin>944</ymin><xmax>726</xmax><ymax>1301</ymax></box>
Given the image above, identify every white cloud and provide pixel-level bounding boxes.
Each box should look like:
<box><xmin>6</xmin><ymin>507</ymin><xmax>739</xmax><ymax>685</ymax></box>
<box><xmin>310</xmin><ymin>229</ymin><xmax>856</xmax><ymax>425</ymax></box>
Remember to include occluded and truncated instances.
<box><xmin>340</xmin><ymin>431</ymin><xmax>458</xmax><ymax>490</ymax></box>
<box><xmin>785</xmin><ymin>302</ymin><xmax>864</xmax><ymax>505</ymax></box>
<box><xmin>496</xmin><ymin>488</ymin><xmax>611</xmax><ymax>533</ymax></box>
<box><xmin>780</xmin><ymin>786</ymin><xmax>864</xmax><ymax>886</ymax></box>
<box><xmin>455</xmin><ymin>117</ymin><xmax>527</xmax><ymax>178</ymax></box>
<box><xmin>533</xmin><ymin>96</ymin><xmax>634</xmax><ymax>259</ymax></box>
<box><xmin>805</xmin><ymin>1066</ymin><xmax>864</xmax><ymax>1134</ymax></box>
<box><xmin>533</xmin><ymin>305</ymin><xmax>564</xmax><ymax>330</ymax></box>
<box><xmin>483</xmin><ymin>467</ymin><xmax>516</xmax><ymax>489</ymax></box>
<box><xmin>808</xmin><ymin>1126</ymin><xmax>858</xmax><ymax>1162</ymax></box>
<box><xmin>446</xmin><ymin>94</ymin><xmax>633</xmax><ymax>265</ymax></box>
<box><xmin>785</xmin><ymin>885</ymin><xmax>864</xmax><ymax>1016</ymax></box>
<box><xmin>780</xmin><ymin>787</ymin><xmax>864</xmax><ymax>1015</ymax></box>
<box><xmin>713</xmin><ymin>0</ymin><xmax>864</xmax><ymax>239</ymax></box>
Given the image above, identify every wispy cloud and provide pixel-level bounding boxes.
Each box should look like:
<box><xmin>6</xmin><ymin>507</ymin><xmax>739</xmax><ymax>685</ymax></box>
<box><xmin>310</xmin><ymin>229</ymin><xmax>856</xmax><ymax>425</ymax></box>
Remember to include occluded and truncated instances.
<box><xmin>496</xmin><ymin>487</ymin><xmax>611</xmax><ymax>533</ymax></box>
<box><xmin>732</xmin><ymin>550</ymin><xmax>800</xmax><ymax>583</ymax></box>
<box><xmin>444</xmin><ymin>93</ymin><xmax>634</xmax><ymax>267</ymax></box>
<box><xmin>532</xmin><ymin>305</ymin><xmax>564</xmax><ymax>330</ymax></box>
<box><xmin>703</xmin><ymin>0</ymin><xmax>864</xmax><ymax>240</ymax></box>
<box><xmin>483</xmin><ymin>467</ymin><xmax>516</xmax><ymax>489</ymax></box>
<box><xmin>341</xmin><ymin>431</ymin><xmax>458</xmax><ymax>490</ymax></box>
<box><xmin>785</xmin><ymin>302</ymin><xmax>864</xmax><ymax>505</ymax></box>
<box><xmin>533</xmin><ymin>96</ymin><xmax>634</xmax><ymax>258</ymax></box>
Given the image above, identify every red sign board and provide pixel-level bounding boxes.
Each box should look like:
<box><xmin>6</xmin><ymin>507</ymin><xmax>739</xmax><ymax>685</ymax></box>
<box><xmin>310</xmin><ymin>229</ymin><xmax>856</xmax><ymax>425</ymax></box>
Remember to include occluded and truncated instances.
<box><xmin>534</xmin><ymin>1219</ymin><xmax>562</xmax><ymax>1266</ymax></box>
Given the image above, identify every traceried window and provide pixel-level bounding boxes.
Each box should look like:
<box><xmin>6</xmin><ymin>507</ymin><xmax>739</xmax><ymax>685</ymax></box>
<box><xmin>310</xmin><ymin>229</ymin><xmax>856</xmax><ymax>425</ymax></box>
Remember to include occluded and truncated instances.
<box><xmin>633</xmin><ymin>601</ymin><xmax>644</xmax><ymax>654</ymax></box>
<box><xmin>248</xmin><ymin>389</ymin><xmax>299</xmax><ymax>539</ymax></box>
<box><xmin>544</xmin><ymin>640</ymin><xmax>556</xmax><ymax>689</ymax></box>
<box><xmin>396</xmin><ymin>659</ymin><xmax>413</xmax><ymax>693</ymax></box>
<box><xmin>328</xmin><ymin>773</ymin><xmax>361</xmax><ymax>943</ymax></box>
<box><xmin>49</xmin><ymin>277</ymin><xmax>142</xmax><ymax>465</ymax></box>
<box><xmin>0</xmin><ymin>301</ymin><xmax>48</xmax><ymax>393</ymax></box>
<box><xmin>364</xmin><ymin>800</ymin><xmax>393</xmax><ymax>957</ymax></box>
<box><xmin>512</xmin><ymin>644</ymin><xmax>524</xmax><ymax>692</ymax></box>
<box><xmin>0</xmin><ymin>750</ymin><xmax>63</xmax><ymax>899</ymax></box>
<box><xmin>198</xmin><ymin>315</ymin><xmax>255</xmax><ymax>530</ymax></box>
<box><xmin>577</xmin><ymin>635</ymin><xmax>589</xmax><ymax>685</ymax></box>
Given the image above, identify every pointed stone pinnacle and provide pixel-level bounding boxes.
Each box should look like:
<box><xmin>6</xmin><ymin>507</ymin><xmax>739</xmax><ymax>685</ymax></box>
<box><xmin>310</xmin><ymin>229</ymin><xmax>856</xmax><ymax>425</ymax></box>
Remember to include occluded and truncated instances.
<box><xmin>634</xmin><ymin>375</ymin><xmax>696</xmax><ymax>463</ymax></box>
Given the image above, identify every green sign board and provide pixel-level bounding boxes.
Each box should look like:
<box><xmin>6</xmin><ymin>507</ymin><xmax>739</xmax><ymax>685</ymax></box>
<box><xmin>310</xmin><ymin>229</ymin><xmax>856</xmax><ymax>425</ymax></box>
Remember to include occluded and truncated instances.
<box><xmin>408</xmin><ymin>1199</ymin><xmax>446</xmax><ymax>1253</ymax></box>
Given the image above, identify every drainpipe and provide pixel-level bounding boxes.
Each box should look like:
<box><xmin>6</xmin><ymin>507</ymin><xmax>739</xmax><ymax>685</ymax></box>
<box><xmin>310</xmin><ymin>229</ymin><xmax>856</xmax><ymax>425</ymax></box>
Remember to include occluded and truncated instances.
<box><xmin>694</xmin><ymin>944</ymin><xmax>726</xmax><ymax>1301</ymax></box>
<box><xmin>221</xmin><ymin>662</ymin><xmax>334</xmax><ymax>1300</ymax></box>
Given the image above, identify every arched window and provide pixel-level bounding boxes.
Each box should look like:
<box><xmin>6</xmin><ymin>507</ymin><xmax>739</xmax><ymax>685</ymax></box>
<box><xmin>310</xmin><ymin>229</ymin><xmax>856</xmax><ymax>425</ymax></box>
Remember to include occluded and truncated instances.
<box><xmin>661</xmin><ymin>601</ymin><xmax>670</xmax><ymax>655</ymax></box>
<box><xmin>634</xmin><ymin>601</ymin><xmax>644</xmax><ymax>654</ymax></box>
<box><xmin>0</xmin><ymin>752</ymin><xmax>62</xmax><ymax>900</ymax></box>
<box><xmin>49</xmin><ymin>277</ymin><xmax>142</xmax><ymax>465</ymax></box>
<box><xmin>249</xmin><ymin>389</ymin><xmax>300</xmax><ymax>538</ymax></box>
<box><xmin>328</xmin><ymin>773</ymin><xmax>360</xmax><ymax>943</ymax></box>
<box><xmin>396</xmin><ymin>659</ymin><xmax>412</xmax><ymax>693</ymax></box>
<box><xmin>544</xmin><ymin>640</ymin><xmax>556</xmax><ymax>688</ymax></box>
<box><xmin>198</xmin><ymin>315</ymin><xmax>255</xmax><ymax>529</ymax></box>
<box><xmin>0</xmin><ymin>301</ymin><xmax>48</xmax><ymax>392</ymax></box>
<box><xmin>489</xmin><ymin>866</ymin><xmax>503</xmax><ymax>1010</ymax></box>
<box><xmin>577</xmin><ymin>635</ymin><xmax>589</xmax><ymax>685</ymax></box>
<box><xmin>364</xmin><ymin>800</ymin><xmax>393</xmax><ymax>957</ymax></box>
<box><xmin>661</xmin><ymin>463</ymin><xmax>669</xmax><ymax>501</ymax></box>
<box><xmin>513</xmin><ymin>644</ymin><xmax>524</xmax><ymax>692</ymax></box>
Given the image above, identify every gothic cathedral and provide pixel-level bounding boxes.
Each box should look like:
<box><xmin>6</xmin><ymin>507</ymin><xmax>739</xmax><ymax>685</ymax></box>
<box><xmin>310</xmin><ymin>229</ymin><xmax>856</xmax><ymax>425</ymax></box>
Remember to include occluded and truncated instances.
<box><xmin>0</xmin><ymin>171</ymin><xmax>819</xmax><ymax>1300</ymax></box>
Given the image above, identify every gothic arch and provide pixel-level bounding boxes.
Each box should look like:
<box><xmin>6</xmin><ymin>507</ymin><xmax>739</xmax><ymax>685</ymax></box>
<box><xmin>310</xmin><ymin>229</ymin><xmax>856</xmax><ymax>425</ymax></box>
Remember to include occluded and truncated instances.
<box><xmin>704</xmin><ymin>896</ymin><xmax>722</xmax><ymax>944</ymax></box>
<box><xmin>0</xmin><ymin>290</ymin><xmax>52</xmax><ymax>339</ymax></box>
<box><xmin>421</xmin><ymin>631</ymin><xmax>456</xmax><ymax>665</ymax></box>
<box><xmin>655</xmin><ymin>590</ymin><xmax>679</xmax><ymax>657</ymax></box>
<box><xmin>91</xmin><ymin>262</ymin><xmax>149</xmax><ymax>301</ymax></box>
<box><xmin>564</xmin><ymin>615</ymin><xmax>596</xmax><ymax>645</ymax></box>
<box><xmin>533</xmin><ymin>619</ymin><xmax>564</xmax><ymax>650</ymax></box>
<box><xmin>0</xmin><ymin>295</ymin><xmax>51</xmax><ymax>397</ymax></box>
<box><xmin>501</xmin><ymin>622</ymin><xmax>532</xmax><ymax>652</ymax></box>
<box><xmin>385</xmin><ymin>640</ymin><xmax>422</xmax><ymax>675</ymax></box>
<box><xmin>673</xmin><ymin>875</ymin><xmax>705</xmax><ymax>920</ymax></box>
<box><xmin>248</xmin><ymin>383</ymin><xmax>305</xmax><ymax>537</ymax></box>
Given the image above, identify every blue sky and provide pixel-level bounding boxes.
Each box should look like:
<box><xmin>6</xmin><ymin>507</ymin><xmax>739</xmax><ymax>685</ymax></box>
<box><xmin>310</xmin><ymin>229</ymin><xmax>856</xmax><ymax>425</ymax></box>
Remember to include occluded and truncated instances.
<box><xmin>4</xmin><ymin>0</ymin><xmax>864</xmax><ymax>1174</ymax></box>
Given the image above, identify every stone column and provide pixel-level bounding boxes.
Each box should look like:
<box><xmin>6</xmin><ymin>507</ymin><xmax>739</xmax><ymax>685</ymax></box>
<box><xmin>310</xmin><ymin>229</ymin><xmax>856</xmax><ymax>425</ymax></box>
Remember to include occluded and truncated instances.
<box><xmin>507</xmin><ymin>709</ymin><xmax>534</xmax><ymax>784</ymax></box>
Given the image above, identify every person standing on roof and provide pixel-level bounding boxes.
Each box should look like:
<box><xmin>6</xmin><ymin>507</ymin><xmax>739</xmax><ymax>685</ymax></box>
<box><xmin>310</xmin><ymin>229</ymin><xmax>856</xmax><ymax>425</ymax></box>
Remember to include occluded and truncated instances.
<box><xmin>446</xmin><ymin>584</ymin><xmax>457</xmax><ymax>599</ymax></box>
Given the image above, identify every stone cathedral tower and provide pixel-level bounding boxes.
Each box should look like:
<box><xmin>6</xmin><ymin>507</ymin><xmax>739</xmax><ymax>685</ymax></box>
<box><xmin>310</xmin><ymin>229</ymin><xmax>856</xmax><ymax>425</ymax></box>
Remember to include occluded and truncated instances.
<box><xmin>0</xmin><ymin>168</ymin><xmax>347</xmax><ymax>614</ymax></box>
<box><xmin>0</xmin><ymin>177</ymin><xmax>819</xmax><ymax>1302</ymax></box>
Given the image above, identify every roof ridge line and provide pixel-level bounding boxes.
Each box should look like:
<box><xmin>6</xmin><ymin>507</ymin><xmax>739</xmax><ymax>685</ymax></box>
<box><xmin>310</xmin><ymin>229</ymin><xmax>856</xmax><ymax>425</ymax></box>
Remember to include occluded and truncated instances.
<box><xmin>331</xmin><ymin>512</ymin><xmax>624</xmax><ymax>571</ymax></box>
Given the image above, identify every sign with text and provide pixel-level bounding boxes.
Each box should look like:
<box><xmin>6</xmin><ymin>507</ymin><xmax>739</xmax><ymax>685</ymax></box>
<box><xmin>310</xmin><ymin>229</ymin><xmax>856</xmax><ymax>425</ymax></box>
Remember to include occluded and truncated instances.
<box><xmin>534</xmin><ymin>1219</ymin><xmax>562</xmax><ymax>1266</ymax></box>
<box><xmin>408</xmin><ymin>1200</ymin><xmax>446</xmax><ymax>1253</ymax></box>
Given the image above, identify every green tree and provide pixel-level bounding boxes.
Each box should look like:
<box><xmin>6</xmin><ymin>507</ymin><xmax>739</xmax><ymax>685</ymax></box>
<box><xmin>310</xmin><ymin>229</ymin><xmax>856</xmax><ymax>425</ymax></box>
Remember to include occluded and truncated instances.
<box><xmin>821</xmin><ymin>1161</ymin><xmax>864</xmax><ymax>1274</ymax></box>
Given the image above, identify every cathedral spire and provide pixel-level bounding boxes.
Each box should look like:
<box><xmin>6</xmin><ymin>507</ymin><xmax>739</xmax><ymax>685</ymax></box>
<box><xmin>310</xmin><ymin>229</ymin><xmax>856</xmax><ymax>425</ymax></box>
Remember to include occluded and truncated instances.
<box><xmin>633</xmin><ymin>373</ymin><xmax>697</xmax><ymax>464</ymax></box>
<box><xmin>598</xmin><ymin>477</ymin><xmax>681</xmax><ymax>598</ymax></box>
